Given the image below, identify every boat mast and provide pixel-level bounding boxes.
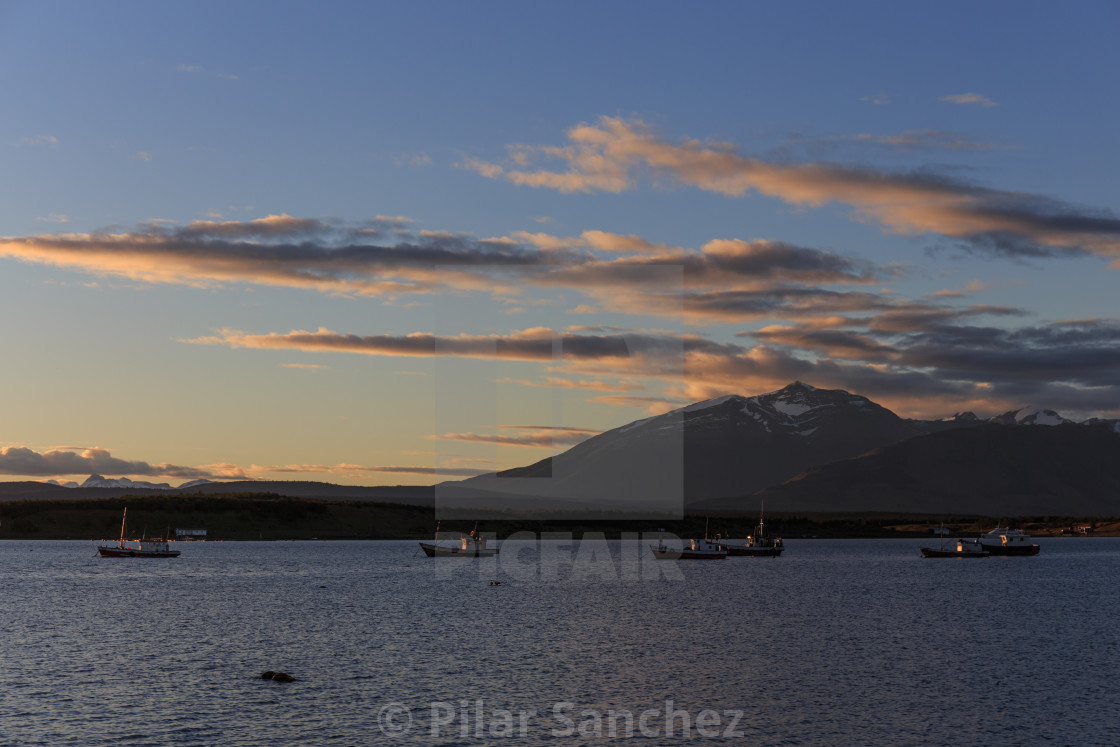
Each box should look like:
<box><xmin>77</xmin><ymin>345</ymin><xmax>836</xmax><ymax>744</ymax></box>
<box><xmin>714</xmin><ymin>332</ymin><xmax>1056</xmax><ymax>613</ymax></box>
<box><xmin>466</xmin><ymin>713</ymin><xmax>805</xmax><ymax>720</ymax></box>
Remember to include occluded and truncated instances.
<box><xmin>119</xmin><ymin>507</ymin><xmax>127</xmax><ymax>549</ymax></box>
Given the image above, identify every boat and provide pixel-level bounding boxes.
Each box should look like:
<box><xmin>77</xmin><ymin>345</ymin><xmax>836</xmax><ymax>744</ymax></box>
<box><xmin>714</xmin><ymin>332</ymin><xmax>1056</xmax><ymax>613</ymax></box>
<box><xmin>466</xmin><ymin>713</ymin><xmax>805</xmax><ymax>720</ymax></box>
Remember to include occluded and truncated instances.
<box><xmin>418</xmin><ymin>524</ymin><xmax>499</xmax><ymax>557</ymax></box>
<box><xmin>650</xmin><ymin>522</ymin><xmax>727</xmax><ymax>560</ymax></box>
<box><xmin>97</xmin><ymin>508</ymin><xmax>180</xmax><ymax>558</ymax></box>
<box><xmin>717</xmin><ymin>504</ymin><xmax>784</xmax><ymax>557</ymax></box>
<box><xmin>979</xmin><ymin>526</ymin><xmax>1040</xmax><ymax>556</ymax></box>
<box><xmin>920</xmin><ymin>538</ymin><xmax>990</xmax><ymax>558</ymax></box>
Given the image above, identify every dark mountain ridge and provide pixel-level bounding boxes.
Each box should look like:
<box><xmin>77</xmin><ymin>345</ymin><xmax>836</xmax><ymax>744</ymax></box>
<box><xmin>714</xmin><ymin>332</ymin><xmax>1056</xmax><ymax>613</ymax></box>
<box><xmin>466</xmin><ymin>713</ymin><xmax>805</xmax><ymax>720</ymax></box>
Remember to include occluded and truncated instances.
<box><xmin>703</xmin><ymin>422</ymin><xmax>1120</xmax><ymax>516</ymax></box>
<box><xmin>448</xmin><ymin>382</ymin><xmax>975</xmax><ymax>508</ymax></box>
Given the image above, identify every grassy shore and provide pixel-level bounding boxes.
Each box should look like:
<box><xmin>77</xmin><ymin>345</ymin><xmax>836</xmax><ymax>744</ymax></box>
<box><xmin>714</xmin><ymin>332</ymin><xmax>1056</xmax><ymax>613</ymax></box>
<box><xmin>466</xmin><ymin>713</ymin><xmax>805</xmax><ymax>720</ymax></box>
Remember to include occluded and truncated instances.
<box><xmin>1</xmin><ymin>494</ymin><xmax>1118</xmax><ymax>540</ymax></box>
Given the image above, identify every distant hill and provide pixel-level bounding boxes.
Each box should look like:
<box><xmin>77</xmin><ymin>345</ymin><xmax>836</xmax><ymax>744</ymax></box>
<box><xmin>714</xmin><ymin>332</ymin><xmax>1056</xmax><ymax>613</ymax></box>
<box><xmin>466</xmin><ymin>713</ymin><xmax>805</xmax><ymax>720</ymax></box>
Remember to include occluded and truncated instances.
<box><xmin>693</xmin><ymin>423</ymin><xmax>1120</xmax><ymax>516</ymax></box>
<box><xmin>0</xmin><ymin>479</ymin><xmax>434</xmax><ymax>506</ymax></box>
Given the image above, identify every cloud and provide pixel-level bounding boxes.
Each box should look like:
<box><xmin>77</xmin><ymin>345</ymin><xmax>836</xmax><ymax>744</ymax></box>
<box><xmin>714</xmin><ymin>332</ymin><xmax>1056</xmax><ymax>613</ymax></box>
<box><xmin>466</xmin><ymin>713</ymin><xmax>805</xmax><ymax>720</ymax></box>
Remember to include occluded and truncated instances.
<box><xmin>393</xmin><ymin>152</ymin><xmax>432</xmax><ymax>167</ymax></box>
<box><xmin>196</xmin><ymin>308</ymin><xmax>1120</xmax><ymax>420</ymax></box>
<box><xmin>753</xmin><ymin>323</ymin><xmax>898</xmax><ymax>361</ymax></box>
<box><xmin>35</xmin><ymin>214</ymin><xmax>70</xmax><ymax>224</ymax></box>
<box><xmin>0</xmin><ymin>214</ymin><xmax>914</xmax><ymax>323</ymax></box>
<box><xmin>0</xmin><ymin>446</ymin><xmax>227</xmax><ymax>479</ymax></box>
<box><xmin>941</xmin><ymin>92</ymin><xmax>998</xmax><ymax>107</ymax></box>
<box><xmin>176</xmin><ymin>64</ymin><xmax>240</xmax><ymax>80</ymax></box>
<box><xmin>861</xmin><ymin>92</ymin><xmax>889</xmax><ymax>106</ymax></box>
<box><xmin>0</xmin><ymin>216</ymin><xmax>566</xmax><ymax>298</ymax></box>
<box><xmin>280</xmin><ymin>363</ymin><xmax>328</xmax><ymax>370</ymax></box>
<box><xmin>780</xmin><ymin>130</ymin><xmax>1004</xmax><ymax>156</ymax></box>
<box><xmin>18</xmin><ymin>135</ymin><xmax>58</xmax><ymax>147</ymax></box>
<box><xmin>496</xmin><ymin>424</ymin><xmax>601</xmax><ymax>433</ymax></box>
<box><xmin>177</xmin><ymin>213</ymin><xmax>333</xmax><ymax>239</ymax></box>
<box><xmin>136</xmin><ymin>151</ymin><xmax>152</xmax><ymax>162</ymax></box>
<box><xmin>581</xmin><ymin>230</ymin><xmax>677</xmax><ymax>254</ymax></box>
<box><xmin>880</xmin><ymin>130</ymin><xmax>996</xmax><ymax>151</ymax></box>
<box><xmin>896</xmin><ymin>318</ymin><xmax>1120</xmax><ymax>389</ymax></box>
<box><xmin>932</xmin><ymin>279</ymin><xmax>989</xmax><ymax>298</ymax></box>
<box><xmin>680</xmin><ymin>286</ymin><xmax>906</xmax><ymax>322</ymax></box>
<box><xmin>465</xmin><ymin>117</ymin><xmax>1120</xmax><ymax>261</ymax></box>
<box><xmin>855</xmin><ymin>130</ymin><xmax>1000</xmax><ymax>153</ymax></box>
<box><xmin>183</xmin><ymin>326</ymin><xmax>700</xmax><ymax>365</ymax></box>
<box><xmin>432</xmin><ymin>427</ymin><xmax>596</xmax><ymax>448</ymax></box>
<box><xmin>259</xmin><ymin>463</ymin><xmax>489</xmax><ymax>477</ymax></box>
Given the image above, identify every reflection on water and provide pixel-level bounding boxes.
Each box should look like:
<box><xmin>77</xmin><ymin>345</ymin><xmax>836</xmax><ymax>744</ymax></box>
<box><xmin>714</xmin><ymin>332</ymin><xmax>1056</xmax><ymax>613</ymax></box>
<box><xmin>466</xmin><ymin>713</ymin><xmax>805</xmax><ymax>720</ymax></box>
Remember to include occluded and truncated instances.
<box><xmin>2</xmin><ymin>538</ymin><xmax>1119</xmax><ymax>745</ymax></box>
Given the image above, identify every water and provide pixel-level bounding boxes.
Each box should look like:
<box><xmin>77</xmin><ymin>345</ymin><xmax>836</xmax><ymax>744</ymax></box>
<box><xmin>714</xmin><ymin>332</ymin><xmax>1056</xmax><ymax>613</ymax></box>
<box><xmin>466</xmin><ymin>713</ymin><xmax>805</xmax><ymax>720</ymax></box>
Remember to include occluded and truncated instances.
<box><xmin>2</xmin><ymin>538</ymin><xmax>1118</xmax><ymax>745</ymax></box>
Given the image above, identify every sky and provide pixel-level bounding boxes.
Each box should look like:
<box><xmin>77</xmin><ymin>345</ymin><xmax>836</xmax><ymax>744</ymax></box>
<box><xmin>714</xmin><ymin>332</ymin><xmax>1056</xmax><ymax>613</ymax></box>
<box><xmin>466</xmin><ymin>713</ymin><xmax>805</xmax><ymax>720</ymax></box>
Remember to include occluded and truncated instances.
<box><xmin>2</xmin><ymin>0</ymin><xmax>1120</xmax><ymax>486</ymax></box>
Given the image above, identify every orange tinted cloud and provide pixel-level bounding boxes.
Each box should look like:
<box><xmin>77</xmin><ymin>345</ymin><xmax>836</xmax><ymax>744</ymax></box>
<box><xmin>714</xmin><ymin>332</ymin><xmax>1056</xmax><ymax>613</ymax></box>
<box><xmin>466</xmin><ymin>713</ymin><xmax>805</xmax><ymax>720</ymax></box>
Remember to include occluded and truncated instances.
<box><xmin>466</xmin><ymin>116</ymin><xmax>1120</xmax><ymax>260</ymax></box>
<box><xmin>432</xmin><ymin>427</ymin><xmax>596</xmax><ymax>448</ymax></box>
<box><xmin>183</xmin><ymin>326</ymin><xmax>674</xmax><ymax>364</ymax></box>
<box><xmin>0</xmin><ymin>445</ymin><xmax>237</xmax><ymax>479</ymax></box>
<box><xmin>941</xmin><ymin>92</ymin><xmax>998</xmax><ymax>107</ymax></box>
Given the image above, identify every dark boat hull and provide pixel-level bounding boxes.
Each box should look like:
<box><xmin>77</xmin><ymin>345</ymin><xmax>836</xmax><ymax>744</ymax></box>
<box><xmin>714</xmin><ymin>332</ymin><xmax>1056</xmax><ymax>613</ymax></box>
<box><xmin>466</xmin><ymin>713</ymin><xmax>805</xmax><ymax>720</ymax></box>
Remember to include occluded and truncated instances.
<box><xmin>650</xmin><ymin>548</ymin><xmax>725</xmax><ymax>560</ymax></box>
<box><xmin>98</xmin><ymin>547</ymin><xmax>180</xmax><ymax>558</ymax></box>
<box><xmin>724</xmin><ymin>546</ymin><xmax>783</xmax><ymax>557</ymax></box>
<box><xmin>418</xmin><ymin>542</ymin><xmax>498</xmax><ymax>558</ymax></box>
<box><xmin>981</xmin><ymin>544</ymin><xmax>1040</xmax><ymax>556</ymax></box>
<box><xmin>920</xmin><ymin>547</ymin><xmax>989</xmax><ymax>558</ymax></box>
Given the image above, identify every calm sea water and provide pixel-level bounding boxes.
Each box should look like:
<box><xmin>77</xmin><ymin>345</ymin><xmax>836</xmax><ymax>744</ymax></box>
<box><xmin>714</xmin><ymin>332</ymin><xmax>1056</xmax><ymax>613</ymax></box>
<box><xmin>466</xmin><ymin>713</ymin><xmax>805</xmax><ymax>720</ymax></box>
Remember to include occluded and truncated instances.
<box><xmin>2</xmin><ymin>537</ymin><xmax>1118</xmax><ymax>746</ymax></box>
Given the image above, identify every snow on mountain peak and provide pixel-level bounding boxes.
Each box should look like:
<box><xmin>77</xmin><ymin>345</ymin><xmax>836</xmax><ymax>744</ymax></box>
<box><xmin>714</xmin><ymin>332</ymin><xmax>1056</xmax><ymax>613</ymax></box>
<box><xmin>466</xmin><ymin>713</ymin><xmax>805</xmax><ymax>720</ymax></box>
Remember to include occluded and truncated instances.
<box><xmin>79</xmin><ymin>474</ymin><xmax>173</xmax><ymax>489</ymax></box>
<box><xmin>988</xmin><ymin>407</ymin><xmax>1071</xmax><ymax>426</ymax></box>
<box><xmin>772</xmin><ymin>400</ymin><xmax>813</xmax><ymax>418</ymax></box>
<box><xmin>1013</xmin><ymin>407</ymin><xmax>1068</xmax><ymax>426</ymax></box>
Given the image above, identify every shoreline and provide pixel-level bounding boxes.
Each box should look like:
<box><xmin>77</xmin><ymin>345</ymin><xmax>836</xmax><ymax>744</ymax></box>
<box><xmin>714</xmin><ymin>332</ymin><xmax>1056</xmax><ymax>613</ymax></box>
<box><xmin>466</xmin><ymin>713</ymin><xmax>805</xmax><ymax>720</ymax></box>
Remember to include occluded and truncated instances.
<box><xmin>2</xmin><ymin>494</ymin><xmax>1118</xmax><ymax>540</ymax></box>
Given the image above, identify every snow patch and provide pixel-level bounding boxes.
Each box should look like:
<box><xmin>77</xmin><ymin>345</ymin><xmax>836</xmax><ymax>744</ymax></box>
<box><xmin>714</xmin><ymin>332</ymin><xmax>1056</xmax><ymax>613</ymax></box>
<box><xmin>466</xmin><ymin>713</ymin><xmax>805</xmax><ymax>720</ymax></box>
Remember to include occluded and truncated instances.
<box><xmin>772</xmin><ymin>401</ymin><xmax>812</xmax><ymax>418</ymax></box>
<box><xmin>1015</xmin><ymin>408</ymin><xmax>1065</xmax><ymax>426</ymax></box>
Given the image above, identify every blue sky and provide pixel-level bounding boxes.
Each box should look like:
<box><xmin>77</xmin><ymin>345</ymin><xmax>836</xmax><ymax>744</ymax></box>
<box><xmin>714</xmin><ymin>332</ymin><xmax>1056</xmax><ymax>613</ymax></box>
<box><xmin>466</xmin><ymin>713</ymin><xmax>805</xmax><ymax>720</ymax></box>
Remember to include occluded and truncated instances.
<box><xmin>2</xmin><ymin>1</ymin><xmax>1119</xmax><ymax>485</ymax></box>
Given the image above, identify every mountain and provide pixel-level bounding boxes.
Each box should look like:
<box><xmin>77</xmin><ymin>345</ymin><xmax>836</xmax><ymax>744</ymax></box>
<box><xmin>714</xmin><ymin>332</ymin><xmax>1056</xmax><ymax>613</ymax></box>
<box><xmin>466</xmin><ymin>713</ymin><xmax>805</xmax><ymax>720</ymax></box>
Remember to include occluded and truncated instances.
<box><xmin>447</xmin><ymin>382</ymin><xmax>967</xmax><ymax>510</ymax></box>
<box><xmin>1082</xmin><ymin>417</ymin><xmax>1120</xmax><ymax>434</ymax></box>
<box><xmin>443</xmin><ymin>381</ymin><xmax>1120</xmax><ymax>515</ymax></box>
<box><xmin>177</xmin><ymin>479</ymin><xmax>217</xmax><ymax>489</ymax></box>
<box><xmin>80</xmin><ymin>475</ymin><xmax>174</xmax><ymax>490</ymax></box>
<box><xmin>714</xmin><ymin>422</ymin><xmax>1120</xmax><ymax>516</ymax></box>
<box><xmin>989</xmin><ymin>407</ymin><xmax>1072</xmax><ymax>426</ymax></box>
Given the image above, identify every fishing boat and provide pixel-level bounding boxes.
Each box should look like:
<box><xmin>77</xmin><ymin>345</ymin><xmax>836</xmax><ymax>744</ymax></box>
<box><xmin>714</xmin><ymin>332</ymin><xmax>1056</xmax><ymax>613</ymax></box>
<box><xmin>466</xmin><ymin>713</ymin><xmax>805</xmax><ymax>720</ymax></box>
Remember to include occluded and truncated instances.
<box><xmin>919</xmin><ymin>537</ymin><xmax>990</xmax><ymax>558</ymax></box>
<box><xmin>979</xmin><ymin>527</ymin><xmax>1040</xmax><ymax>556</ymax></box>
<box><xmin>97</xmin><ymin>508</ymin><xmax>180</xmax><ymax>558</ymax></box>
<box><xmin>418</xmin><ymin>524</ymin><xmax>499</xmax><ymax>557</ymax></box>
<box><xmin>649</xmin><ymin>522</ymin><xmax>726</xmax><ymax>560</ymax></box>
<box><xmin>718</xmin><ymin>504</ymin><xmax>784</xmax><ymax>557</ymax></box>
